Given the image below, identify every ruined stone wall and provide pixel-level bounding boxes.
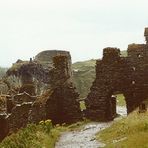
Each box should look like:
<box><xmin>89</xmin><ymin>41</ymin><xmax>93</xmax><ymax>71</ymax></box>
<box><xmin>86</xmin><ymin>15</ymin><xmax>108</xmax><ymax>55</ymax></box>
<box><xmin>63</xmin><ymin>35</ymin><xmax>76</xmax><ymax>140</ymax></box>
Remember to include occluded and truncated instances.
<box><xmin>0</xmin><ymin>50</ymin><xmax>81</xmax><ymax>141</ymax></box>
<box><xmin>45</xmin><ymin>56</ymin><xmax>82</xmax><ymax>124</ymax></box>
<box><xmin>35</xmin><ymin>50</ymin><xmax>72</xmax><ymax>70</ymax></box>
<box><xmin>30</xmin><ymin>55</ymin><xmax>82</xmax><ymax>124</ymax></box>
<box><xmin>6</xmin><ymin>50</ymin><xmax>72</xmax><ymax>95</ymax></box>
<box><xmin>0</xmin><ymin>115</ymin><xmax>8</xmax><ymax>142</ymax></box>
<box><xmin>7</xmin><ymin>103</ymin><xmax>32</xmax><ymax>133</ymax></box>
<box><xmin>85</xmin><ymin>42</ymin><xmax>148</xmax><ymax>121</ymax></box>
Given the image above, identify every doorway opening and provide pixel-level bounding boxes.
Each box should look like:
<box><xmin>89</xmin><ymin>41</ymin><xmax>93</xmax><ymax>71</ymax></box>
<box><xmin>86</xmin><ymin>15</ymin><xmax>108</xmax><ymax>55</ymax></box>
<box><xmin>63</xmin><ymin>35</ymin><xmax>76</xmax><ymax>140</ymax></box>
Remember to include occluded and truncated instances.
<box><xmin>111</xmin><ymin>92</ymin><xmax>127</xmax><ymax>117</ymax></box>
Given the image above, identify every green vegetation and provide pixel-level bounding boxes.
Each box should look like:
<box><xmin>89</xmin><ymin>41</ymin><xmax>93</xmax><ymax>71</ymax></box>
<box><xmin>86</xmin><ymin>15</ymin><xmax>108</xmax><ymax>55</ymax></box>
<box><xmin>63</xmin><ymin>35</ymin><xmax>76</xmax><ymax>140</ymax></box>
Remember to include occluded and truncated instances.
<box><xmin>0</xmin><ymin>119</ymin><xmax>89</xmax><ymax>148</ymax></box>
<box><xmin>120</xmin><ymin>50</ymin><xmax>127</xmax><ymax>57</ymax></box>
<box><xmin>80</xmin><ymin>101</ymin><xmax>86</xmax><ymax>111</ymax></box>
<box><xmin>0</xmin><ymin>120</ymin><xmax>67</xmax><ymax>148</ymax></box>
<box><xmin>72</xmin><ymin>59</ymin><xmax>96</xmax><ymax>98</ymax></box>
<box><xmin>72</xmin><ymin>59</ymin><xmax>96</xmax><ymax>71</ymax></box>
<box><xmin>116</xmin><ymin>94</ymin><xmax>126</xmax><ymax>106</ymax></box>
<box><xmin>96</xmin><ymin>111</ymin><xmax>148</xmax><ymax>148</ymax></box>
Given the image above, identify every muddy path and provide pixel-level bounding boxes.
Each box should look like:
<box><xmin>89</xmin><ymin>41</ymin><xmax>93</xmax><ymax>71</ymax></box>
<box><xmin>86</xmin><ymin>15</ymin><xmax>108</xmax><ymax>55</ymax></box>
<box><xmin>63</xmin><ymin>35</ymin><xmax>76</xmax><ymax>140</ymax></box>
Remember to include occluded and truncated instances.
<box><xmin>55</xmin><ymin>106</ymin><xmax>126</xmax><ymax>148</ymax></box>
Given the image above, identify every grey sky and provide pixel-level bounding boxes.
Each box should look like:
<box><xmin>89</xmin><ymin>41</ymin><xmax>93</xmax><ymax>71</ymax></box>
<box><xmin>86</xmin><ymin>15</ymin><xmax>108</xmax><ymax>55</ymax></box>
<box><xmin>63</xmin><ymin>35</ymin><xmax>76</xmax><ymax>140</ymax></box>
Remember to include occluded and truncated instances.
<box><xmin>0</xmin><ymin>0</ymin><xmax>148</xmax><ymax>67</ymax></box>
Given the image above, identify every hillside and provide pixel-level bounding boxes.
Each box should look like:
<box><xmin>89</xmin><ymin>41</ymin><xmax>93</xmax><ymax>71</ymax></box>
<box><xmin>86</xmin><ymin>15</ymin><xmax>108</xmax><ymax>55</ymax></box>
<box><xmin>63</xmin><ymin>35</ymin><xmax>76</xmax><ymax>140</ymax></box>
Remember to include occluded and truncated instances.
<box><xmin>72</xmin><ymin>50</ymin><xmax>127</xmax><ymax>98</ymax></box>
<box><xmin>72</xmin><ymin>59</ymin><xmax>96</xmax><ymax>98</ymax></box>
<box><xmin>96</xmin><ymin>110</ymin><xmax>148</xmax><ymax>147</ymax></box>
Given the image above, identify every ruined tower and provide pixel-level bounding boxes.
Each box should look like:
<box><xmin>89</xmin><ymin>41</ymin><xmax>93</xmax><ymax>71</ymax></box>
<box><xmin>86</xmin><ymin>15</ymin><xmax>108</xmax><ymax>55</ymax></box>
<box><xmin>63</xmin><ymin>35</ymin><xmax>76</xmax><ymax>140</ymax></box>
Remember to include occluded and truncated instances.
<box><xmin>45</xmin><ymin>55</ymin><xmax>82</xmax><ymax>124</ymax></box>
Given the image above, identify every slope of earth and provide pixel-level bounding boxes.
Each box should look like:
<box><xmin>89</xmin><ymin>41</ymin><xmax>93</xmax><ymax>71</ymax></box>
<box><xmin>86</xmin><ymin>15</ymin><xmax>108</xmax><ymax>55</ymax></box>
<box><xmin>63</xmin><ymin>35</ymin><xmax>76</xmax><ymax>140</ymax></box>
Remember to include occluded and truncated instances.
<box><xmin>96</xmin><ymin>109</ymin><xmax>148</xmax><ymax>148</ymax></box>
<box><xmin>72</xmin><ymin>59</ymin><xmax>96</xmax><ymax>98</ymax></box>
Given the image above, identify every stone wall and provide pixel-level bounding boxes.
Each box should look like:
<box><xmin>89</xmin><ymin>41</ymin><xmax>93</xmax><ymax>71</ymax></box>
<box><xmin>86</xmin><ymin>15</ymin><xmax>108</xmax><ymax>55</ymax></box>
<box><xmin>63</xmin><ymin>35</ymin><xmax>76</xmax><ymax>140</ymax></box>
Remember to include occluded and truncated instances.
<box><xmin>6</xmin><ymin>50</ymin><xmax>72</xmax><ymax>95</ymax></box>
<box><xmin>7</xmin><ymin>103</ymin><xmax>32</xmax><ymax>133</ymax></box>
<box><xmin>85</xmin><ymin>30</ymin><xmax>148</xmax><ymax>121</ymax></box>
<box><xmin>0</xmin><ymin>114</ymin><xmax>8</xmax><ymax>142</ymax></box>
<box><xmin>30</xmin><ymin>55</ymin><xmax>82</xmax><ymax>124</ymax></box>
<box><xmin>0</xmin><ymin>50</ymin><xmax>80</xmax><ymax>141</ymax></box>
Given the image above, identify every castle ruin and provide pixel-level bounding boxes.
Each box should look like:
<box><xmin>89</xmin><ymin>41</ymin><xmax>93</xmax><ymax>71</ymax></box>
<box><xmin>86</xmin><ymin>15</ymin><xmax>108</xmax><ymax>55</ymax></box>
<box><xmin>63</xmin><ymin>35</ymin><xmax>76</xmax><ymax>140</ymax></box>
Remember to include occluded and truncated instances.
<box><xmin>85</xmin><ymin>28</ymin><xmax>148</xmax><ymax>121</ymax></box>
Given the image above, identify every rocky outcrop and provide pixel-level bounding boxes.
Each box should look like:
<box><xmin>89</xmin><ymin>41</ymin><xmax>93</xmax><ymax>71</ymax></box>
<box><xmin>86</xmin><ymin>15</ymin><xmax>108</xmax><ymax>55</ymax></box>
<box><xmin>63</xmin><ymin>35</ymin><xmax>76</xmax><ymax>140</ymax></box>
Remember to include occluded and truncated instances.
<box><xmin>35</xmin><ymin>50</ymin><xmax>72</xmax><ymax>70</ymax></box>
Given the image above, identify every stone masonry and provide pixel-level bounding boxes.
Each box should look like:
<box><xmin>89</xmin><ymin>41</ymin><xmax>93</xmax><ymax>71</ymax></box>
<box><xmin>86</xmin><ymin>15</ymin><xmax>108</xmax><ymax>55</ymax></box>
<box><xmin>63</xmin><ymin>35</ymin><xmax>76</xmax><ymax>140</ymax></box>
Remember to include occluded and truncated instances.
<box><xmin>45</xmin><ymin>55</ymin><xmax>82</xmax><ymax>124</ymax></box>
<box><xmin>30</xmin><ymin>55</ymin><xmax>82</xmax><ymax>124</ymax></box>
<box><xmin>85</xmin><ymin>28</ymin><xmax>148</xmax><ymax>121</ymax></box>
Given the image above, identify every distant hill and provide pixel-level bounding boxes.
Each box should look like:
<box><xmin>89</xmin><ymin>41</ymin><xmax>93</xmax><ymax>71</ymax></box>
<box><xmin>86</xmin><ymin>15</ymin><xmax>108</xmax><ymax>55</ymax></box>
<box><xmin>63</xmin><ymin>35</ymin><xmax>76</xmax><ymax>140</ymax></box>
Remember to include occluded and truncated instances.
<box><xmin>120</xmin><ymin>50</ymin><xmax>127</xmax><ymax>57</ymax></box>
<box><xmin>72</xmin><ymin>50</ymin><xmax>127</xmax><ymax>98</ymax></box>
<box><xmin>72</xmin><ymin>59</ymin><xmax>96</xmax><ymax>98</ymax></box>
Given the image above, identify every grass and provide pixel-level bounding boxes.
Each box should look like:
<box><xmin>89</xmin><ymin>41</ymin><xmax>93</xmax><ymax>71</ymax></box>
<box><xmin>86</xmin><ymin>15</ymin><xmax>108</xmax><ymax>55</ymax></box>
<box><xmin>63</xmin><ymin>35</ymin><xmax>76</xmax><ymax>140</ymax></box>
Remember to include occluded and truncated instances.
<box><xmin>0</xmin><ymin>119</ymin><xmax>89</xmax><ymax>148</ymax></box>
<box><xmin>72</xmin><ymin>59</ymin><xmax>96</xmax><ymax>71</ymax></box>
<box><xmin>96</xmin><ymin>110</ymin><xmax>148</xmax><ymax>148</ymax></box>
<box><xmin>80</xmin><ymin>101</ymin><xmax>86</xmax><ymax>111</ymax></box>
<box><xmin>0</xmin><ymin>120</ymin><xmax>67</xmax><ymax>148</ymax></box>
<box><xmin>116</xmin><ymin>94</ymin><xmax>126</xmax><ymax>106</ymax></box>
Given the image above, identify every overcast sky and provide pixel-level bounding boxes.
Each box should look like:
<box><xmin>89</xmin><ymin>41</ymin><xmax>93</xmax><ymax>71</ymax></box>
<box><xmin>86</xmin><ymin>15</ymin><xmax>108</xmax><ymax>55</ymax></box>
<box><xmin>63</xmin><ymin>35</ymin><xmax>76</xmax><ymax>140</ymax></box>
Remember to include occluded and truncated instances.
<box><xmin>0</xmin><ymin>0</ymin><xmax>148</xmax><ymax>67</ymax></box>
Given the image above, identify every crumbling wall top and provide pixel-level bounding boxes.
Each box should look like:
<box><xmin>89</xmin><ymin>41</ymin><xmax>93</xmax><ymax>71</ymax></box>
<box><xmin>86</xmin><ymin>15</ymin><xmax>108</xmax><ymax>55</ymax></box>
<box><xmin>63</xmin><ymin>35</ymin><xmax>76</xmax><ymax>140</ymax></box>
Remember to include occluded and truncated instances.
<box><xmin>103</xmin><ymin>47</ymin><xmax>120</xmax><ymax>62</ymax></box>
<box><xmin>35</xmin><ymin>50</ymin><xmax>71</xmax><ymax>69</ymax></box>
<box><xmin>127</xmin><ymin>44</ymin><xmax>148</xmax><ymax>58</ymax></box>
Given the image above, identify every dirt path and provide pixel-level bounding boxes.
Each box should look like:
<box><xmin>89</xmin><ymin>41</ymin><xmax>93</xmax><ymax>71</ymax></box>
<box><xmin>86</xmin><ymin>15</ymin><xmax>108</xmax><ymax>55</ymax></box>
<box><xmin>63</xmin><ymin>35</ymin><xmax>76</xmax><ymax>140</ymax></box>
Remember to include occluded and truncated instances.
<box><xmin>55</xmin><ymin>106</ymin><xmax>126</xmax><ymax>148</ymax></box>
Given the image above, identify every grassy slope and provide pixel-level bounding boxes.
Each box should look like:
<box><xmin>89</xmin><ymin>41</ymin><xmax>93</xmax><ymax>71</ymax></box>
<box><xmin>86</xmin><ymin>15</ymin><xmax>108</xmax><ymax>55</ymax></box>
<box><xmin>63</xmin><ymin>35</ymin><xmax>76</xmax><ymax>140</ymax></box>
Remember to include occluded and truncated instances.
<box><xmin>96</xmin><ymin>111</ymin><xmax>148</xmax><ymax>148</ymax></box>
<box><xmin>72</xmin><ymin>59</ymin><xmax>96</xmax><ymax>98</ymax></box>
<box><xmin>0</xmin><ymin>122</ymin><xmax>67</xmax><ymax>148</ymax></box>
<box><xmin>0</xmin><ymin>120</ymin><xmax>89</xmax><ymax>148</ymax></box>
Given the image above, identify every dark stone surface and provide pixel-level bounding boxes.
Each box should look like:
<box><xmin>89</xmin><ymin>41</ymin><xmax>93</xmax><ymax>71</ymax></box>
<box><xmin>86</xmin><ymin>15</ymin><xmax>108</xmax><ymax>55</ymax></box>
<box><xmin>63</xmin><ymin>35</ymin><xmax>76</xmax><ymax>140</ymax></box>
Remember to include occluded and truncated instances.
<box><xmin>45</xmin><ymin>55</ymin><xmax>82</xmax><ymax>124</ymax></box>
<box><xmin>85</xmin><ymin>33</ymin><xmax>148</xmax><ymax>121</ymax></box>
<box><xmin>7</xmin><ymin>103</ymin><xmax>32</xmax><ymax>133</ymax></box>
<box><xmin>46</xmin><ymin>85</ymin><xmax>82</xmax><ymax>124</ymax></box>
<box><xmin>0</xmin><ymin>50</ymin><xmax>82</xmax><ymax>140</ymax></box>
<box><xmin>6</xmin><ymin>50</ymin><xmax>72</xmax><ymax>95</ymax></box>
<box><xmin>0</xmin><ymin>114</ymin><xmax>8</xmax><ymax>142</ymax></box>
<box><xmin>30</xmin><ymin>55</ymin><xmax>82</xmax><ymax>124</ymax></box>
